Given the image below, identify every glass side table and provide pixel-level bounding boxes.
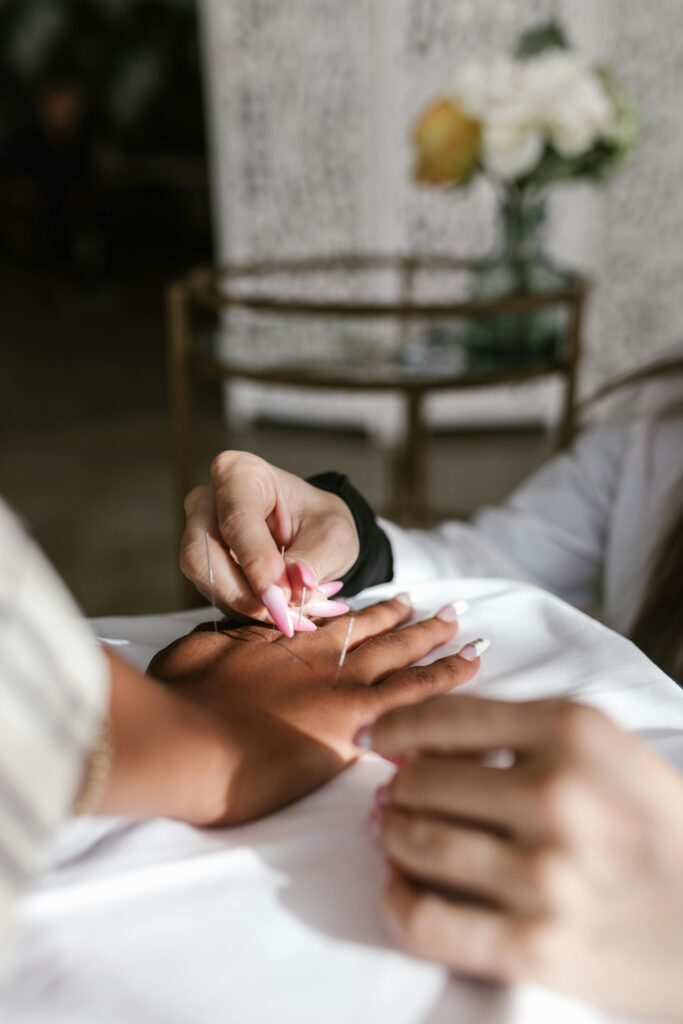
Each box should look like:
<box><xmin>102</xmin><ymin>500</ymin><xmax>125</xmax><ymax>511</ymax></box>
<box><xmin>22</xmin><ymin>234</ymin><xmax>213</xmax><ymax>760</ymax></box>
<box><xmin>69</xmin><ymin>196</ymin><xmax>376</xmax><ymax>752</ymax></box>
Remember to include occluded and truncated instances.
<box><xmin>167</xmin><ymin>254</ymin><xmax>588</xmax><ymax>539</ymax></box>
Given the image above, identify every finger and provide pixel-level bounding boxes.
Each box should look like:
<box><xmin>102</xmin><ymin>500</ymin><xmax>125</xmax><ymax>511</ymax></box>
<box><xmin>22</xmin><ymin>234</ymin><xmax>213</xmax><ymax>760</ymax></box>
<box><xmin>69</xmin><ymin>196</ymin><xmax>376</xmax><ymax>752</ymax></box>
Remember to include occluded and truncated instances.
<box><xmin>360</xmin><ymin>694</ymin><xmax>601</xmax><ymax>762</ymax></box>
<box><xmin>349</xmin><ymin>603</ymin><xmax>464</xmax><ymax>684</ymax></box>
<box><xmin>180</xmin><ymin>487</ymin><xmax>270</xmax><ymax>620</ymax></box>
<box><xmin>210</xmin><ymin>453</ymin><xmax>290</xmax><ymax>604</ymax></box>
<box><xmin>370</xmin><ymin>650</ymin><xmax>479</xmax><ymax>708</ymax></box>
<box><xmin>320</xmin><ymin>594</ymin><xmax>413</xmax><ymax>649</ymax></box>
<box><xmin>380</xmin><ymin>809</ymin><xmax>539</xmax><ymax>914</ymax></box>
<box><xmin>387</xmin><ymin>753</ymin><xmax>531</xmax><ymax>838</ymax></box>
<box><xmin>282</xmin><ymin>484</ymin><xmax>359</xmax><ymax>601</ymax></box>
<box><xmin>382</xmin><ymin>872</ymin><xmax>521</xmax><ymax>982</ymax></box>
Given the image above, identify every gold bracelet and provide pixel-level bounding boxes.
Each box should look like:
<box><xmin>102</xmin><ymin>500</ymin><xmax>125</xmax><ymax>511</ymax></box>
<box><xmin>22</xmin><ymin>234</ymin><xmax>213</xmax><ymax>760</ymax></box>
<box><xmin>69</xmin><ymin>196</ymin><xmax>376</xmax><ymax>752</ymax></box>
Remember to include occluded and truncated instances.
<box><xmin>73</xmin><ymin>719</ymin><xmax>113</xmax><ymax>816</ymax></box>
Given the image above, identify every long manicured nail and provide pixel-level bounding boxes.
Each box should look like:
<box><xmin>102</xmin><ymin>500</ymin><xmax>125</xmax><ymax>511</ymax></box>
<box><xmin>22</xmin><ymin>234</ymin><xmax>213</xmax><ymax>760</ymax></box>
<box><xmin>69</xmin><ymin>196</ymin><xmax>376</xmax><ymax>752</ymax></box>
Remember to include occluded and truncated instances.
<box><xmin>287</xmin><ymin>560</ymin><xmax>318</xmax><ymax>590</ymax></box>
<box><xmin>353</xmin><ymin>725</ymin><xmax>373</xmax><ymax>749</ymax></box>
<box><xmin>261</xmin><ymin>585</ymin><xmax>294</xmax><ymax>638</ymax></box>
<box><xmin>305</xmin><ymin>599</ymin><xmax>350</xmax><ymax>617</ymax></box>
<box><xmin>436</xmin><ymin>600</ymin><xmax>469</xmax><ymax>622</ymax></box>
<box><xmin>458</xmin><ymin>637</ymin><xmax>491</xmax><ymax>662</ymax></box>
<box><xmin>318</xmin><ymin>580</ymin><xmax>344</xmax><ymax>598</ymax></box>
<box><xmin>293</xmin><ymin>615</ymin><xmax>317</xmax><ymax>633</ymax></box>
<box><xmin>394</xmin><ymin>592</ymin><xmax>412</xmax><ymax>607</ymax></box>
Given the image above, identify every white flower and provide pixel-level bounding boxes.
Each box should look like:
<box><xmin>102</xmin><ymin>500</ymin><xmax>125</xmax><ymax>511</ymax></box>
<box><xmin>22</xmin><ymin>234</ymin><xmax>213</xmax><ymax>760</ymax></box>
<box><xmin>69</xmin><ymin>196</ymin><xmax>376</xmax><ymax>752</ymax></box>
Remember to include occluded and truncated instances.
<box><xmin>453</xmin><ymin>50</ymin><xmax>616</xmax><ymax>180</ymax></box>
<box><xmin>549</xmin><ymin>74</ymin><xmax>614</xmax><ymax>157</ymax></box>
<box><xmin>482</xmin><ymin>122</ymin><xmax>544</xmax><ymax>180</ymax></box>
<box><xmin>456</xmin><ymin>56</ymin><xmax>544</xmax><ymax>179</ymax></box>
<box><xmin>521</xmin><ymin>52</ymin><xmax>615</xmax><ymax>158</ymax></box>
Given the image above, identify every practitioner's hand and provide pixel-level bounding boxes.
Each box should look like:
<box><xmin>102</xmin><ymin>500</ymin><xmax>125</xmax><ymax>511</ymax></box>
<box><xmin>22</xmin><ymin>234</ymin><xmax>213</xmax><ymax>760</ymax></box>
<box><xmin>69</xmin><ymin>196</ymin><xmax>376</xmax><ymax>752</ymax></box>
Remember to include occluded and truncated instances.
<box><xmin>180</xmin><ymin>452</ymin><xmax>360</xmax><ymax>625</ymax></box>
<box><xmin>149</xmin><ymin>596</ymin><xmax>478</xmax><ymax>825</ymax></box>
<box><xmin>362</xmin><ymin>696</ymin><xmax>683</xmax><ymax>1019</ymax></box>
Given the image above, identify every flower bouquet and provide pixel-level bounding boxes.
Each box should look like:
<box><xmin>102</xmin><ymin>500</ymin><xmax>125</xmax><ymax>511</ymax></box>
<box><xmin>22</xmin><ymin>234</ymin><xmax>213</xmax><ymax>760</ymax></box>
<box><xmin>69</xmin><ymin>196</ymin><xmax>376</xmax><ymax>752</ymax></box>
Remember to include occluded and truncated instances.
<box><xmin>413</xmin><ymin>22</ymin><xmax>640</xmax><ymax>360</ymax></box>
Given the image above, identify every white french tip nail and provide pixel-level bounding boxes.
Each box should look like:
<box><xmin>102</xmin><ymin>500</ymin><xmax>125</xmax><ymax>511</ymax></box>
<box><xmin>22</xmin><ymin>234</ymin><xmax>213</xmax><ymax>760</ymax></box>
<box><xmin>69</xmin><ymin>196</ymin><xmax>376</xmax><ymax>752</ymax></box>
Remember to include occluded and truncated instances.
<box><xmin>394</xmin><ymin>592</ymin><xmax>412</xmax><ymax>607</ymax></box>
<box><xmin>458</xmin><ymin>637</ymin><xmax>491</xmax><ymax>662</ymax></box>
<box><xmin>435</xmin><ymin>600</ymin><xmax>469</xmax><ymax>622</ymax></box>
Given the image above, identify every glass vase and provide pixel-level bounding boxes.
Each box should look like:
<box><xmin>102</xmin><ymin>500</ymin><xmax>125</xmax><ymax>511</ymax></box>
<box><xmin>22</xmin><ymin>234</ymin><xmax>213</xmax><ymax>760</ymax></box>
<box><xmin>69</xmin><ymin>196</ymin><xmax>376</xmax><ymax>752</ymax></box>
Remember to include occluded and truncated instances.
<box><xmin>465</xmin><ymin>186</ymin><xmax>573</xmax><ymax>366</ymax></box>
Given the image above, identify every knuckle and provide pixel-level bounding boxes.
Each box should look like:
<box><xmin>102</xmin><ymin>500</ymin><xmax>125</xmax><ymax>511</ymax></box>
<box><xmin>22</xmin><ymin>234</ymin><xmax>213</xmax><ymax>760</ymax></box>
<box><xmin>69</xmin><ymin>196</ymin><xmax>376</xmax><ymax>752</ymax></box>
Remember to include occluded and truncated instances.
<box><xmin>412</xmin><ymin>664</ymin><xmax>437</xmax><ymax>689</ymax></box>
<box><xmin>507</xmin><ymin>919</ymin><xmax>553</xmax><ymax>980</ymax></box>
<box><xmin>401</xmin><ymin>893</ymin><xmax>434</xmax><ymax>950</ymax></box>
<box><xmin>403</xmin><ymin>815</ymin><xmax>441</xmax><ymax>854</ymax></box>
<box><xmin>550</xmin><ymin>701</ymin><xmax>608</xmax><ymax>752</ymax></box>
<box><xmin>529</xmin><ymin>769</ymin><xmax>582</xmax><ymax>836</ymax></box>
<box><xmin>525</xmin><ymin>849</ymin><xmax>567</xmax><ymax>909</ymax></box>
<box><xmin>209</xmin><ymin>449</ymin><xmax>244</xmax><ymax>479</ymax></box>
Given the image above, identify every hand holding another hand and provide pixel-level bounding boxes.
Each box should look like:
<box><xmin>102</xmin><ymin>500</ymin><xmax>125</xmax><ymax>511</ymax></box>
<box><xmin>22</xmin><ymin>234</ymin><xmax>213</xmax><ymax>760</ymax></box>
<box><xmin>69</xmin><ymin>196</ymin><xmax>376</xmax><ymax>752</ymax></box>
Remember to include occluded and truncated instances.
<box><xmin>363</xmin><ymin>696</ymin><xmax>683</xmax><ymax>1019</ymax></box>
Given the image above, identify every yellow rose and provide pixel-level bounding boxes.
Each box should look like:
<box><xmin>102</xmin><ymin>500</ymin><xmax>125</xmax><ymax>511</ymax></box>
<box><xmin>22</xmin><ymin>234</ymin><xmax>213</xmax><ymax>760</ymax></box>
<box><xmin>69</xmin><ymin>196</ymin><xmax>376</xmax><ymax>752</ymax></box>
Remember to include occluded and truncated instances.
<box><xmin>413</xmin><ymin>98</ymin><xmax>481</xmax><ymax>186</ymax></box>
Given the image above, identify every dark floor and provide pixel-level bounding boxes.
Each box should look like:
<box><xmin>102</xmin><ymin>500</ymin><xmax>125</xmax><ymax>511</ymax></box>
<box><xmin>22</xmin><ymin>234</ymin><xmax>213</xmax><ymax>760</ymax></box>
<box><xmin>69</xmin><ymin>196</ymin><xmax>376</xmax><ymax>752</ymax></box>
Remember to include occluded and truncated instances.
<box><xmin>1</xmin><ymin>263</ymin><xmax>552</xmax><ymax>617</ymax></box>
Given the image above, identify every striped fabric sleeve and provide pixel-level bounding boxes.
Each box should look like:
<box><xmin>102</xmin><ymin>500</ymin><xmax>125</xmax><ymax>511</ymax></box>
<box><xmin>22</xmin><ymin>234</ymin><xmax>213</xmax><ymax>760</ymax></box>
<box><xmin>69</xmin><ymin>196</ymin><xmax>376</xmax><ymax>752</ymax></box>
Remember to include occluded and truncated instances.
<box><xmin>0</xmin><ymin>500</ymin><xmax>108</xmax><ymax>974</ymax></box>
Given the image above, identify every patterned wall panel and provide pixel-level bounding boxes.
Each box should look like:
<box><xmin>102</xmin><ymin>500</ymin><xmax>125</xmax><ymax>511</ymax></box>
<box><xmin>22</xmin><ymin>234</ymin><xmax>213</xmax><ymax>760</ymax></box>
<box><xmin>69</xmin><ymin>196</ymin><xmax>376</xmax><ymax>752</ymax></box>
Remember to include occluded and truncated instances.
<box><xmin>199</xmin><ymin>0</ymin><xmax>683</xmax><ymax>406</ymax></box>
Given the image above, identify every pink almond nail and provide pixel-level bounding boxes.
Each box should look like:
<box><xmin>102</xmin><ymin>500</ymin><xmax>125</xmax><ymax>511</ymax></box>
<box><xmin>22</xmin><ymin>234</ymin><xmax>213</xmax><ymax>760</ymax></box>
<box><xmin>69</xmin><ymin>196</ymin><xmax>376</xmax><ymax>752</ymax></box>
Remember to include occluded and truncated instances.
<box><xmin>287</xmin><ymin>560</ymin><xmax>318</xmax><ymax>590</ymax></box>
<box><xmin>318</xmin><ymin>580</ymin><xmax>344</xmax><ymax>598</ymax></box>
<box><xmin>261</xmin><ymin>585</ymin><xmax>294</xmax><ymax>638</ymax></box>
<box><xmin>305</xmin><ymin>599</ymin><xmax>350</xmax><ymax>617</ymax></box>
<box><xmin>292</xmin><ymin>615</ymin><xmax>317</xmax><ymax>633</ymax></box>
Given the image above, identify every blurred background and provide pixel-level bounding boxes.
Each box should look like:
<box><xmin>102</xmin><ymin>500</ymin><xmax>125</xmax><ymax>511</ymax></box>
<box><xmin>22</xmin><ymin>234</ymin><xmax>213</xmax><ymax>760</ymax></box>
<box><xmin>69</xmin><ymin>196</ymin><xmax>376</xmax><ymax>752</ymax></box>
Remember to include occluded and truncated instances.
<box><xmin>2</xmin><ymin>0</ymin><xmax>682</xmax><ymax>616</ymax></box>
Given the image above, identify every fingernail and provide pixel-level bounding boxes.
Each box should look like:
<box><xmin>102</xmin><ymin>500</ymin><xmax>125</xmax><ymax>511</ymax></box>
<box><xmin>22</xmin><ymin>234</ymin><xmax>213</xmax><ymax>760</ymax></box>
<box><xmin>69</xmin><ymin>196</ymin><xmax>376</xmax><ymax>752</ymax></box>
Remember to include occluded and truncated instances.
<box><xmin>353</xmin><ymin>725</ymin><xmax>373</xmax><ymax>749</ymax></box>
<box><xmin>436</xmin><ymin>600</ymin><xmax>469</xmax><ymax>622</ymax></box>
<box><xmin>375</xmin><ymin>784</ymin><xmax>390</xmax><ymax>809</ymax></box>
<box><xmin>293</xmin><ymin>615</ymin><xmax>317</xmax><ymax>633</ymax></box>
<box><xmin>287</xmin><ymin>560</ymin><xmax>318</xmax><ymax>590</ymax></box>
<box><xmin>394</xmin><ymin>592</ymin><xmax>412</xmax><ymax>607</ymax></box>
<box><xmin>318</xmin><ymin>580</ymin><xmax>344</xmax><ymax>598</ymax></box>
<box><xmin>305</xmin><ymin>600</ymin><xmax>350</xmax><ymax>617</ymax></box>
<box><xmin>458</xmin><ymin>637</ymin><xmax>491</xmax><ymax>662</ymax></box>
<box><xmin>261</xmin><ymin>585</ymin><xmax>294</xmax><ymax>638</ymax></box>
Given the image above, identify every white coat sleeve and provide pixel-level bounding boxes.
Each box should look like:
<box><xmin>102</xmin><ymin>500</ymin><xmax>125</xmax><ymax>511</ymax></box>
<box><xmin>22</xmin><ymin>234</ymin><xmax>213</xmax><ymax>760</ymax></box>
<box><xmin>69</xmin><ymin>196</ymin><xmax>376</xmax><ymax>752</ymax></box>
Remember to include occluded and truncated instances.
<box><xmin>0</xmin><ymin>501</ymin><xmax>108</xmax><ymax>982</ymax></box>
<box><xmin>381</xmin><ymin>418</ymin><xmax>629</xmax><ymax>609</ymax></box>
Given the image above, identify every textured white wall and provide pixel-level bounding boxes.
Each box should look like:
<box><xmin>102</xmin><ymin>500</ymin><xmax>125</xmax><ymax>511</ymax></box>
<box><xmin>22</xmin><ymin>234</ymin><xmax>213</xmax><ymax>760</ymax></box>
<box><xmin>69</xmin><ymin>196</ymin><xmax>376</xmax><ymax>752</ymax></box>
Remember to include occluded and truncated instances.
<box><xmin>199</xmin><ymin>0</ymin><xmax>683</xmax><ymax>411</ymax></box>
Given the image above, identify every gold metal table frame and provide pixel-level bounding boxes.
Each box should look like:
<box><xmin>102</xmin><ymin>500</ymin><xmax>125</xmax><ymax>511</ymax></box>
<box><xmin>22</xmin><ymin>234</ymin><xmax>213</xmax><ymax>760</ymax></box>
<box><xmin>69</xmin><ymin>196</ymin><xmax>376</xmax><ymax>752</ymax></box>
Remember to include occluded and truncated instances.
<box><xmin>167</xmin><ymin>254</ymin><xmax>588</xmax><ymax>542</ymax></box>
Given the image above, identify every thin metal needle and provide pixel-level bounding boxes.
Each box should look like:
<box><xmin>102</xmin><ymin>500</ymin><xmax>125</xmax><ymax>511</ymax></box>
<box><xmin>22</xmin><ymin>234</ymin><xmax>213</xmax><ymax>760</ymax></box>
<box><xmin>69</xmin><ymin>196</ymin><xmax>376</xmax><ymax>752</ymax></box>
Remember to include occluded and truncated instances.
<box><xmin>335</xmin><ymin>615</ymin><xmax>356</xmax><ymax>683</ymax></box>
<box><xmin>204</xmin><ymin>531</ymin><xmax>219</xmax><ymax>636</ymax></box>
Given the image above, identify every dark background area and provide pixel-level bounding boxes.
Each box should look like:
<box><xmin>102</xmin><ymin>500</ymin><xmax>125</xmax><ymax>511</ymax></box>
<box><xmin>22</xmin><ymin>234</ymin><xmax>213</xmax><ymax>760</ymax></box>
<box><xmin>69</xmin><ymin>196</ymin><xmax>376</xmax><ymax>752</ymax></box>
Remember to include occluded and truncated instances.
<box><xmin>0</xmin><ymin>0</ymin><xmax>218</xmax><ymax>614</ymax></box>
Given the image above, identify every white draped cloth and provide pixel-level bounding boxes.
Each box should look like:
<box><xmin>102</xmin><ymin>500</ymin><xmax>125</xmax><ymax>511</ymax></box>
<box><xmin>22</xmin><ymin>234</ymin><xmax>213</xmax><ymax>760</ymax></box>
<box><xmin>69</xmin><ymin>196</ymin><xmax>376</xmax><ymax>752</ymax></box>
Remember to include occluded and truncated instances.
<box><xmin>6</xmin><ymin>577</ymin><xmax>683</xmax><ymax>1024</ymax></box>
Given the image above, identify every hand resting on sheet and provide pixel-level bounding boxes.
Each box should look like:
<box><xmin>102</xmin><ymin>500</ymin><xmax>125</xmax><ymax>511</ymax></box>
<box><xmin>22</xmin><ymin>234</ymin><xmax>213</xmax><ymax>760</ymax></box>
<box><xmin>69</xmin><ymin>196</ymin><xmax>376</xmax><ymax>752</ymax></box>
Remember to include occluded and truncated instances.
<box><xmin>148</xmin><ymin>595</ymin><xmax>479</xmax><ymax>826</ymax></box>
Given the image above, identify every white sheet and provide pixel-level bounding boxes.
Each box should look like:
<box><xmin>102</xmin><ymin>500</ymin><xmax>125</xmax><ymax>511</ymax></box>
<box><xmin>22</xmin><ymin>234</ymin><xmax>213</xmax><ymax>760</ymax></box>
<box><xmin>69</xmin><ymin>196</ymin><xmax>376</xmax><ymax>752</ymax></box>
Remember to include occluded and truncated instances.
<box><xmin>6</xmin><ymin>578</ymin><xmax>683</xmax><ymax>1024</ymax></box>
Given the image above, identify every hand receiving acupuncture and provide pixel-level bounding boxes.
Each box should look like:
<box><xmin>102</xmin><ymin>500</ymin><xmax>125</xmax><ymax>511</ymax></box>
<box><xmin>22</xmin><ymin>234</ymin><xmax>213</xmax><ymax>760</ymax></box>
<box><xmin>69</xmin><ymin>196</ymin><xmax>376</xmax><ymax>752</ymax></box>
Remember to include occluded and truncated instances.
<box><xmin>149</xmin><ymin>596</ymin><xmax>480</xmax><ymax>826</ymax></box>
<box><xmin>361</xmin><ymin>696</ymin><xmax>683</xmax><ymax>1020</ymax></box>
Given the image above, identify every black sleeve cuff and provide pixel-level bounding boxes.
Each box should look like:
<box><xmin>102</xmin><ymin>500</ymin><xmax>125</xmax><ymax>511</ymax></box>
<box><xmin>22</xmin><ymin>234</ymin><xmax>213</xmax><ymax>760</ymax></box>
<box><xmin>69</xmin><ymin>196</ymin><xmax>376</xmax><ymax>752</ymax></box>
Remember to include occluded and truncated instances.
<box><xmin>306</xmin><ymin>472</ymin><xmax>393</xmax><ymax>597</ymax></box>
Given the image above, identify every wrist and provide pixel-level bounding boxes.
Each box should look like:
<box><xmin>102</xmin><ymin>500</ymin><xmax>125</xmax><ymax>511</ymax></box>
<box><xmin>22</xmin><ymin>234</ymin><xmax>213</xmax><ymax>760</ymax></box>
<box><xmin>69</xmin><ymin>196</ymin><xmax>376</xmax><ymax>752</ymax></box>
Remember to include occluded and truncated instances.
<box><xmin>98</xmin><ymin>651</ymin><xmax>236</xmax><ymax>825</ymax></box>
<box><xmin>306</xmin><ymin>471</ymin><xmax>393</xmax><ymax>595</ymax></box>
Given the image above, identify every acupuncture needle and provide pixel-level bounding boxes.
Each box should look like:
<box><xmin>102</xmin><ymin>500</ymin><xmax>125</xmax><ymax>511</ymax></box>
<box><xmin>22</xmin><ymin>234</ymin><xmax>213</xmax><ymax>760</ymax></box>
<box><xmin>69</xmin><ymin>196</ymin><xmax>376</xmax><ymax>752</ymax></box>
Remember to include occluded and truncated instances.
<box><xmin>335</xmin><ymin>615</ymin><xmax>356</xmax><ymax>682</ymax></box>
<box><xmin>204</xmin><ymin>531</ymin><xmax>219</xmax><ymax>636</ymax></box>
